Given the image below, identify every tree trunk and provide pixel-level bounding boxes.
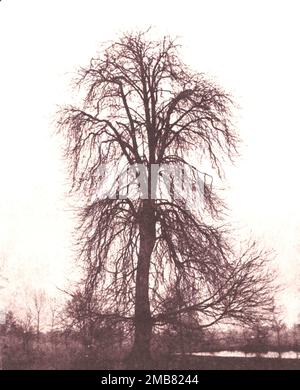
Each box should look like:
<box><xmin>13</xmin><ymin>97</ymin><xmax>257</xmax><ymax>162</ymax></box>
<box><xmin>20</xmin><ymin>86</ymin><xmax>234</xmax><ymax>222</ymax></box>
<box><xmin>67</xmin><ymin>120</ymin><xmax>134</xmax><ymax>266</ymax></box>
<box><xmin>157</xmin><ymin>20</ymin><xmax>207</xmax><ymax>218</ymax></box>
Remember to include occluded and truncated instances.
<box><xmin>128</xmin><ymin>199</ymin><xmax>156</xmax><ymax>368</ymax></box>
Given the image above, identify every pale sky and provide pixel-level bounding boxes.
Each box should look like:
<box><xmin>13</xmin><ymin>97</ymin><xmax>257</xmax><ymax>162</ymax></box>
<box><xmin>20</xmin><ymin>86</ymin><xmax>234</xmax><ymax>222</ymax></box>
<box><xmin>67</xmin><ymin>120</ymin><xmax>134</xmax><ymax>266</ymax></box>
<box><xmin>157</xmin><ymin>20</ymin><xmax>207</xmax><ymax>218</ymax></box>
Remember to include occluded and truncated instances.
<box><xmin>0</xmin><ymin>0</ymin><xmax>300</xmax><ymax>324</ymax></box>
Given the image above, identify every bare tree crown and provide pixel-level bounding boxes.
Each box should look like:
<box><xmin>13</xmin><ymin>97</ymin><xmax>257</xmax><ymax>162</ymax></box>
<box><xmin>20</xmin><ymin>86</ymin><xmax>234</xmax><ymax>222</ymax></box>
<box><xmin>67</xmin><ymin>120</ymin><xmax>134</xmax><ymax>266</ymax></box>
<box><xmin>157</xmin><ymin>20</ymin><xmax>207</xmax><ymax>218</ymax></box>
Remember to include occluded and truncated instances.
<box><xmin>58</xmin><ymin>31</ymin><xmax>275</xmax><ymax>343</ymax></box>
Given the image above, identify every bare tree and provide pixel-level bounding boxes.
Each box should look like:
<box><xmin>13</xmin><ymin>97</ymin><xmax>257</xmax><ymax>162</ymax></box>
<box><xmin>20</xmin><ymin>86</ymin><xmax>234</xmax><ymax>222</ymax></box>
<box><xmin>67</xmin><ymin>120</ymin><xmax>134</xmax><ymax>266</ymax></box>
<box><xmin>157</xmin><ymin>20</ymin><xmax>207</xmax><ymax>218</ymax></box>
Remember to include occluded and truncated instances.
<box><xmin>49</xmin><ymin>297</ymin><xmax>59</xmax><ymax>333</ymax></box>
<box><xmin>270</xmin><ymin>303</ymin><xmax>286</xmax><ymax>357</ymax></box>
<box><xmin>33</xmin><ymin>289</ymin><xmax>46</xmax><ymax>339</ymax></box>
<box><xmin>58</xmin><ymin>30</ymin><xmax>275</xmax><ymax>367</ymax></box>
<box><xmin>20</xmin><ymin>308</ymin><xmax>34</xmax><ymax>354</ymax></box>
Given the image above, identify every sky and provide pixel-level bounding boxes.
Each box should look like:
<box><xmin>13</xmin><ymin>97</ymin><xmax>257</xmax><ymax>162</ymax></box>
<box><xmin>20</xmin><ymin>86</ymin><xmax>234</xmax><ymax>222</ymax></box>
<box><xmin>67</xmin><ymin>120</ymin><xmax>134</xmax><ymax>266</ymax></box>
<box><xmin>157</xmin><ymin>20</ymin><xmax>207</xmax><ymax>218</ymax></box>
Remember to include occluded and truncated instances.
<box><xmin>0</xmin><ymin>0</ymin><xmax>300</xmax><ymax>324</ymax></box>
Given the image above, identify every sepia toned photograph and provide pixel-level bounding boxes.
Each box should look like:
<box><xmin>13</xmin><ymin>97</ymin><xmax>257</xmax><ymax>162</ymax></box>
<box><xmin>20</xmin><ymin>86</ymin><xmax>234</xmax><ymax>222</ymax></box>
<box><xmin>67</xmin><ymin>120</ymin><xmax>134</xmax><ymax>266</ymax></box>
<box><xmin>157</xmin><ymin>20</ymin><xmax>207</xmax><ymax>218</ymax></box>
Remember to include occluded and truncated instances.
<box><xmin>0</xmin><ymin>0</ymin><xmax>300</xmax><ymax>376</ymax></box>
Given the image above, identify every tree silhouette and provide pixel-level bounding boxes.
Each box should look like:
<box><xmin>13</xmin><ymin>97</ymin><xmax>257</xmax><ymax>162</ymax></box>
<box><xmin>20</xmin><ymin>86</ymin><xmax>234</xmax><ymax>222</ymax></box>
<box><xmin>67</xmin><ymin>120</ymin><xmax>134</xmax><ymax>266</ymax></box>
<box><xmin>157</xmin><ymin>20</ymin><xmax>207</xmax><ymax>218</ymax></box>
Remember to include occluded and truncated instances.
<box><xmin>58</xmin><ymin>30</ymin><xmax>275</xmax><ymax>367</ymax></box>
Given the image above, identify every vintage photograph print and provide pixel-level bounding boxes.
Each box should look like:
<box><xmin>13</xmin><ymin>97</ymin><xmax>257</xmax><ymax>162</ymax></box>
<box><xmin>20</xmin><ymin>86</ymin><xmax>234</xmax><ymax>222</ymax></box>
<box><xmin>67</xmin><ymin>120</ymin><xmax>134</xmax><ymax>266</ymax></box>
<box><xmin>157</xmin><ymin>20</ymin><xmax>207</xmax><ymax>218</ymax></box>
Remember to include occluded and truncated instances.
<box><xmin>0</xmin><ymin>0</ymin><xmax>300</xmax><ymax>376</ymax></box>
